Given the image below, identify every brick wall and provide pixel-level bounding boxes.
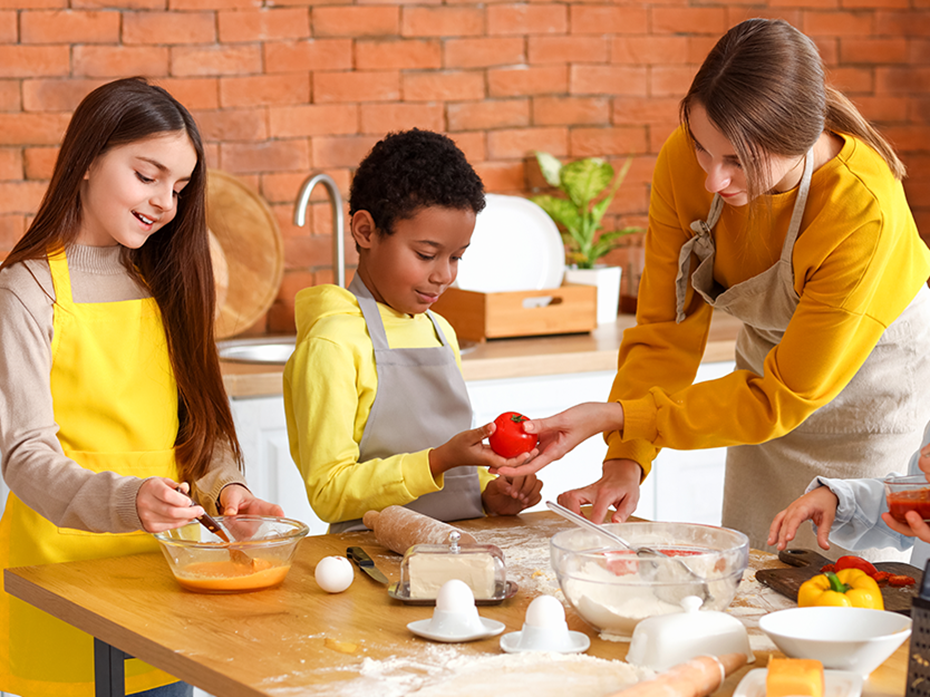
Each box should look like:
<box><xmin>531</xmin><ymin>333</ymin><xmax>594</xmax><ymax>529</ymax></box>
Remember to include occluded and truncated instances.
<box><xmin>0</xmin><ymin>1</ymin><xmax>927</xmax><ymax>335</ymax></box>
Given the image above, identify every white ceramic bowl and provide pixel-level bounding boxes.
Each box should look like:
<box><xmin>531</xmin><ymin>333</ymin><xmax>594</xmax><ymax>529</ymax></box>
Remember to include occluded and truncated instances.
<box><xmin>759</xmin><ymin>607</ymin><xmax>912</xmax><ymax>677</ymax></box>
<box><xmin>549</xmin><ymin>521</ymin><xmax>749</xmax><ymax>638</ymax></box>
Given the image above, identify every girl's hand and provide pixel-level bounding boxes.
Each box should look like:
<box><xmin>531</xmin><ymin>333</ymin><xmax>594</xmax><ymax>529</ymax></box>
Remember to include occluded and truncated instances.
<box><xmin>429</xmin><ymin>422</ymin><xmax>537</xmax><ymax>476</ymax></box>
<box><xmin>556</xmin><ymin>459</ymin><xmax>642</xmax><ymax>524</ymax></box>
<box><xmin>136</xmin><ymin>477</ymin><xmax>203</xmax><ymax>533</ymax></box>
<box><xmin>219</xmin><ymin>484</ymin><xmax>284</xmax><ymax>517</ymax></box>
<box><xmin>882</xmin><ymin>510</ymin><xmax>930</xmax><ymax>543</ymax></box>
<box><xmin>767</xmin><ymin>486</ymin><xmax>839</xmax><ymax>551</ymax></box>
<box><xmin>482</xmin><ymin>474</ymin><xmax>543</xmax><ymax>516</ymax></box>
<box><xmin>490</xmin><ymin>402</ymin><xmax>625</xmax><ymax>478</ymax></box>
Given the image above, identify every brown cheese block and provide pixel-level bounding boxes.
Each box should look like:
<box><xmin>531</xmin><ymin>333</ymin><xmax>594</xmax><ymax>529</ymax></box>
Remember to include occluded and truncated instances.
<box><xmin>362</xmin><ymin>506</ymin><xmax>477</xmax><ymax>555</ymax></box>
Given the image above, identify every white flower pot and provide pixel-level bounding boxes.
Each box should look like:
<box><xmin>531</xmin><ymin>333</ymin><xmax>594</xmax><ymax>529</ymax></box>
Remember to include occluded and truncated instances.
<box><xmin>564</xmin><ymin>265</ymin><xmax>622</xmax><ymax>325</ymax></box>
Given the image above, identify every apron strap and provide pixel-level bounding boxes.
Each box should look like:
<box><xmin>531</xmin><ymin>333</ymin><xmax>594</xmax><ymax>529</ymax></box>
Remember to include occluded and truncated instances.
<box><xmin>348</xmin><ymin>274</ymin><xmax>390</xmax><ymax>351</ymax></box>
<box><xmin>780</xmin><ymin>146</ymin><xmax>815</xmax><ymax>261</ymax></box>
<box><xmin>47</xmin><ymin>248</ymin><xmax>75</xmax><ymax>312</ymax></box>
<box><xmin>675</xmin><ymin>194</ymin><xmax>724</xmax><ymax>322</ymax></box>
<box><xmin>349</xmin><ymin>274</ymin><xmax>451</xmax><ymax>350</ymax></box>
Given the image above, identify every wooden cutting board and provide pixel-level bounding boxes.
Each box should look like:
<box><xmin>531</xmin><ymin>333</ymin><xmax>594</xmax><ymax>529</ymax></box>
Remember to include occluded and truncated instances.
<box><xmin>755</xmin><ymin>548</ymin><xmax>922</xmax><ymax>615</ymax></box>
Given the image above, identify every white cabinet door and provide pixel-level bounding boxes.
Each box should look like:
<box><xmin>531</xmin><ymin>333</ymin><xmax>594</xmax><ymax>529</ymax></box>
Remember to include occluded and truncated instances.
<box><xmin>228</xmin><ymin>396</ymin><xmax>328</xmax><ymax>536</ymax></box>
<box><xmin>651</xmin><ymin>360</ymin><xmax>735</xmax><ymax>526</ymax></box>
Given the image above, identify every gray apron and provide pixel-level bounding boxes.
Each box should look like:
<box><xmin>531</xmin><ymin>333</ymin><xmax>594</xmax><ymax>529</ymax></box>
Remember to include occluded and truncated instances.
<box><xmin>329</xmin><ymin>276</ymin><xmax>485</xmax><ymax>533</ymax></box>
<box><xmin>675</xmin><ymin>149</ymin><xmax>930</xmax><ymax>559</ymax></box>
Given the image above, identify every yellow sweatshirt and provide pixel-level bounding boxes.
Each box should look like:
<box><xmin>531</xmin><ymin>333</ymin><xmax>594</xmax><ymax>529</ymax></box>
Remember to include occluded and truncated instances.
<box><xmin>607</xmin><ymin>126</ymin><xmax>930</xmax><ymax>476</ymax></box>
<box><xmin>283</xmin><ymin>284</ymin><xmax>493</xmax><ymax>523</ymax></box>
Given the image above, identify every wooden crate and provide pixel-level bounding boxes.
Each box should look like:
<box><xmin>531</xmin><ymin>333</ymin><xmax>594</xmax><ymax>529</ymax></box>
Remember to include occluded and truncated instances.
<box><xmin>431</xmin><ymin>284</ymin><xmax>597</xmax><ymax>342</ymax></box>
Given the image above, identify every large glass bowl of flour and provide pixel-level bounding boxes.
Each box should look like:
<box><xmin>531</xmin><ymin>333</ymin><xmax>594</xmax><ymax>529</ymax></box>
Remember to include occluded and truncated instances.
<box><xmin>550</xmin><ymin>521</ymin><xmax>749</xmax><ymax>639</ymax></box>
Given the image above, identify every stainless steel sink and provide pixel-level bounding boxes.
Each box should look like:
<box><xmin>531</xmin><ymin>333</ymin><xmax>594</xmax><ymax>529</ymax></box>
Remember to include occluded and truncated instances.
<box><xmin>217</xmin><ymin>335</ymin><xmax>477</xmax><ymax>365</ymax></box>
<box><xmin>217</xmin><ymin>336</ymin><xmax>296</xmax><ymax>365</ymax></box>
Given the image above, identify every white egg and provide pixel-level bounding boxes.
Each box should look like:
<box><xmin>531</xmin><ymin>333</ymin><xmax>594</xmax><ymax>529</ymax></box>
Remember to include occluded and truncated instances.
<box><xmin>314</xmin><ymin>556</ymin><xmax>354</xmax><ymax>593</ymax></box>
<box><xmin>435</xmin><ymin>579</ymin><xmax>475</xmax><ymax>612</ymax></box>
<box><xmin>525</xmin><ymin>595</ymin><xmax>566</xmax><ymax>628</ymax></box>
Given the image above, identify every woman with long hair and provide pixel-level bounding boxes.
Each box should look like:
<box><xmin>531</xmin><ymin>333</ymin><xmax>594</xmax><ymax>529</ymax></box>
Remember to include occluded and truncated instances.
<box><xmin>495</xmin><ymin>18</ymin><xmax>930</xmax><ymax>560</ymax></box>
<box><xmin>0</xmin><ymin>77</ymin><xmax>282</xmax><ymax>697</ymax></box>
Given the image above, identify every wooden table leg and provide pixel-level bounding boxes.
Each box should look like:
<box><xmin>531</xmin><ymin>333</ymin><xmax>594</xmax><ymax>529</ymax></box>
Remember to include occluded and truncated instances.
<box><xmin>93</xmin><ymin>638</ymin><xmax>127</xmax><ymax>697</ymax></box>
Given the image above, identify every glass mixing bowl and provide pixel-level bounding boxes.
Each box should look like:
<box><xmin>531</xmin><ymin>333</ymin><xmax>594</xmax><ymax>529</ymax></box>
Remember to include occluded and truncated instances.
<box><xmin>549</xmin><ymin>521</ymin><xmax>749</xmax><ymax>638</ymax></box>
<box><xmin>154</xmin><ymin>515</ymin><xmax>308</xmax><ymax>593</ymax></box>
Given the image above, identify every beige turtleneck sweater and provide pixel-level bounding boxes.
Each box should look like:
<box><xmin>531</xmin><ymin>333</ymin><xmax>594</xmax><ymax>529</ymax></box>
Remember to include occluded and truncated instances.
<box><xmin>0</xmin><ymin>245</ymin><xmax>246</xmax><ymax>533</ymax></box>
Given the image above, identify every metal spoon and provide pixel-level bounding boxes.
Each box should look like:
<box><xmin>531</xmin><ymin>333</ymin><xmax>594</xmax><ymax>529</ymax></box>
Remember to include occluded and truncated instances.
<box><xmin>546</xmin><ymin>501</ymin><xmax>711</xmax><ymax>603</ymax></box>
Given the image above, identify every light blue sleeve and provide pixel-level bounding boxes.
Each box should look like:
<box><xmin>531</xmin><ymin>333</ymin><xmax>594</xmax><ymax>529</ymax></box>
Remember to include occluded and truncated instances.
<box><xmin>805</xmin><ymin>421</ymin><xmax>930</xmax><ymax>552</ymax></box>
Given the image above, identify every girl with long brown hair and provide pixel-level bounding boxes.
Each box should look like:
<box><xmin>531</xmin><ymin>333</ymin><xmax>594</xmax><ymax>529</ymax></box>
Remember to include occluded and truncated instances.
<box><xmin>0</xmin><ymin>77</ymin><xmax>282</xmax><ymax>697</ymax></box>
<box><xmin>494</xmin><ymin>18</ymin><xmax>930</xmax><ymax>561</ymax></box>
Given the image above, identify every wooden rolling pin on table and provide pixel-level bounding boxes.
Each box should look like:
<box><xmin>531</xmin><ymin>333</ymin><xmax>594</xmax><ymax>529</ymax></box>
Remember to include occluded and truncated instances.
<box><xmin>3</xmin><ymin>512</ymin><xmax>909</xmax><ymax>697</ymax></box>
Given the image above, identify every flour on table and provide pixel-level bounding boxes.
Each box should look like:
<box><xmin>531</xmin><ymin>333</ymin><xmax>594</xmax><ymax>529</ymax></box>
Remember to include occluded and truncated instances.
<box><xmin>270</xmin><ymin>645</ymin><xmax>653</xmax><ymax>697</ymax></box>
<box><xmin>489</xmin><ymin>522</ymin><xmax>564</xmax><ymax>599</ymax></box>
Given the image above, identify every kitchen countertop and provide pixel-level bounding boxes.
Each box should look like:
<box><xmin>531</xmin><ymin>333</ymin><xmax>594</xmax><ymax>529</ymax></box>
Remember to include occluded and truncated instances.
<box><xmin>221</xmin><ymin>311</ymin><xmax>744</xmax><ymax>398</ymax></box>
<box><xmin>3</xmin><ymin>511</ymin><xmax>908</xmax><ymax>697</ymax></box>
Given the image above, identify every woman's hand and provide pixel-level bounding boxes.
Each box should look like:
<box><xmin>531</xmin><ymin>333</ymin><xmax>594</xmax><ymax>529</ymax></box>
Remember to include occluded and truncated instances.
<box><xmin>482</xmin><ymin>474</ymin><xmax>544</xmax><ymax>516</ymax></box>
<box><xmin>767</xmin><ymin>486</ymin><xmax>839</xmax><ymax>551</ymax></box>
<box><xmin>136</xmin><ymin>477</ymin><xmax>203</xmax><ymax>533</ymax></box>
<box><xmin>490</xmin><ymin>402</ymin><xmax>625</xmax><ymax>478</ymax></box>
<box><xmin>556</xmin><ymin>459</ymin><xmax>642</xmax><ymax>523</ymax></box>
<box><xmin>429</xmin><ymin>422</ymin><xmax>537</xmax><ymax>476</ymax></box>
<box><xmin>219</xmin><ymin>484</ymin><xmax>284</xmax><ymax>517</ymax></box>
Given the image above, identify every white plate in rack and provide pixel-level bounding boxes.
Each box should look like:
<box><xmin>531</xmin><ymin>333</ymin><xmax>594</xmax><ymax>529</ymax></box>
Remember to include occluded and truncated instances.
<box><xmin>733</xmin><ymin>668</ymin><xmax>862</xmax><ymax>697</ymax></box>
<box><xmin>454</xmin><ymin>194</ymin><xmax>565</xmax><ymax>293</ymax></box>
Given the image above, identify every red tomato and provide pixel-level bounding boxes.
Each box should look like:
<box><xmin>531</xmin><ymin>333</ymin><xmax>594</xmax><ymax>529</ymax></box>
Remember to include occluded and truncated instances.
<box><xmin>488</xmin><ymin>412</ymin><xmax>538</xmax><ymax>458</ymax></box>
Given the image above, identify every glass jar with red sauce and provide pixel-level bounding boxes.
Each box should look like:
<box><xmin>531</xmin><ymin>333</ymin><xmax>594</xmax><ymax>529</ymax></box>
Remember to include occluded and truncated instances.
<box><xmin>884</xmin><ymin>474</ymin><xmax>930</xmax><ymax>524</ymax></box>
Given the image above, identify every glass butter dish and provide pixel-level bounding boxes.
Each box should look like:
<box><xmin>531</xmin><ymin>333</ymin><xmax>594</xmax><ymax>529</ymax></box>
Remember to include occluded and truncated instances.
<box><xmin>389</xmin><ymin>531</ymin><xmax>516</xmax><ymax>605</ymax></box>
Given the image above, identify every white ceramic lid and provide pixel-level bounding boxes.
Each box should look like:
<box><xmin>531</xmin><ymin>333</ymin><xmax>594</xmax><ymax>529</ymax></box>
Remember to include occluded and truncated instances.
<box><xmin>626</xmin><ymin>596</ymin><xmax>754</xmax><ymax>672</ymax></box>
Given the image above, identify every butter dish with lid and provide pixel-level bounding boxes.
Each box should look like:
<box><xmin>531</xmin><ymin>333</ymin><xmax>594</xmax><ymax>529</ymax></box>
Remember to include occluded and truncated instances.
<box><xmin>389</xmin><ymin>531</ymin><xmax>514</xmax><ymax>605</ymax></box>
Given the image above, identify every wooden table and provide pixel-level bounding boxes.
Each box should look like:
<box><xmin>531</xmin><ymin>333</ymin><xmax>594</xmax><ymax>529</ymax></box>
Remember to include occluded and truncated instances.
<box><xmin>3</xmin><ymin>512</ymin><xmax>910</xmax><ymax>697</ymax></box>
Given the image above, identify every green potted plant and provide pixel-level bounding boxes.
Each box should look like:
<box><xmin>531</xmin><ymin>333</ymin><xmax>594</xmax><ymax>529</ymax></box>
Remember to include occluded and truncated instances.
<box><xmin>530</xmin><ymin>151</ymin><xmax>642</xmax><ymax>323</ymax></box>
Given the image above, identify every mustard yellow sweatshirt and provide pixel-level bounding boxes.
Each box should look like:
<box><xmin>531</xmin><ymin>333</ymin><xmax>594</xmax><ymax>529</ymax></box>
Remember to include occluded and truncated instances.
<box><xmin>283</xmin><ymin>284</ymin><xmax>493</xmax><ymax>523</ymax></box>
<box><xmin>607</xmin><ymin>126</ymin><xmax>930</xmax><ymax>476</ymax></box>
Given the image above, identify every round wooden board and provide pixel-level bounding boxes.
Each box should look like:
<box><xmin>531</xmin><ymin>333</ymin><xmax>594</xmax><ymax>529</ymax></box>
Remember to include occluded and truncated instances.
<box><xmin>206</xmin><ymin>169</ymin><xmax>284</xmax><ymax>338</ymax></box>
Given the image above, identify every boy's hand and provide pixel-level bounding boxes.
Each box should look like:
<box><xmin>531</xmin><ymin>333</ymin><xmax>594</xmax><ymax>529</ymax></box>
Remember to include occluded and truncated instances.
<box><xmin>767</xmin><ymin>486</ymin><xmax>839</xmax><ymax>551</ymax></box>
<box><xmin>881</xmin><ymin>510</ymin><xmax>930</xmax><ymax>543</ymax></box>
<box><xmin>482</xmin><ymin>474</ymin><xmax>543</xmax><ymax>516</ymax></box>
<box><xmin>429</xmin><ymin>422</ymin><xmax>537</xmax><ymax>476</ymax></box>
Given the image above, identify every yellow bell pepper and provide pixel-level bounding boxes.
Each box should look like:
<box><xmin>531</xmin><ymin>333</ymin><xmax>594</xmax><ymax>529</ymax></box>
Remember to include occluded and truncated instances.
<box><xmin>797</xmin><ymin>568</ymin><xmax>884</xmax><ymax>610</ymax></box>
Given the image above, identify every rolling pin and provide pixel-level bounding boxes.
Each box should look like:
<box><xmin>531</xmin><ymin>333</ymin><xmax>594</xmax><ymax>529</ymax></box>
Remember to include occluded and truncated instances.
<box><xmin>362</xmin><ymin>506</ymin><xmax>477</xmax><ymax>555</ymax></box>
<box><xmin>608</xmin><ymin>653</ymin><xmax>748</xmax><ymax>697</ymax></box>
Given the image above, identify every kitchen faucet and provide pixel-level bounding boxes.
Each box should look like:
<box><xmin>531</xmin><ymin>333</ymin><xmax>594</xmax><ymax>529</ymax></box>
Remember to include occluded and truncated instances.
<box><xmin>293</xmin><ymin>172</ymin><xmax>346</xmax><ymax>288</ymax></box>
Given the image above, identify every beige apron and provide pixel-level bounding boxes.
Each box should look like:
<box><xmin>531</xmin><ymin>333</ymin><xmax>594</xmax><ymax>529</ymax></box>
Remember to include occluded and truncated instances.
<box><xmin>328</xmin><ymin>276</ymin><xmax>484</xmax><ymax>533</ymax></box>
<box><xmin>676</xmin><ymin>150</ymin><xmax>930</xmax><ymax>559</ymax></box>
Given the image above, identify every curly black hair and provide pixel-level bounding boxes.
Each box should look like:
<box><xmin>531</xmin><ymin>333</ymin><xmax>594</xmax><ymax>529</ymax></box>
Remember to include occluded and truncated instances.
<box><xmin>348</xmin><ymin>128</ymin><xmax>485</xmax><ymax>235</ymax></box>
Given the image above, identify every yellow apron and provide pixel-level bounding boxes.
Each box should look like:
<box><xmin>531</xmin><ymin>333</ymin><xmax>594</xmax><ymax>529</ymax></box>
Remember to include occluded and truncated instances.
<box><xmin>0</xmin><ymin>250</ymin><xmax>178</xmax><ymax>696</ymax></box>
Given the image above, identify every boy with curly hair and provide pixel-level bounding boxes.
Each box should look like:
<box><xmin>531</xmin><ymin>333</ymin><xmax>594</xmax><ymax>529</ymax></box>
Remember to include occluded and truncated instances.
<box><xmin>284</xmin><ymin>129</ymin><xmax>542</xmax><ymax>532</ymax></box>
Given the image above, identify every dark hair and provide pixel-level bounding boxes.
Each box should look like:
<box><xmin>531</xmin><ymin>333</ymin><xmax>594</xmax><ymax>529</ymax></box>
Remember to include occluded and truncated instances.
<box><xmin>680</xmin><ymin>18</ymin><xmax>905</xmax><ymax>201</ymax></box>
<box><xmin>1</xmin><ymin>77</ymin><xmax>242</xmax><ymax>485</ymax></box>
<box><xmin>349</xmin><ymin>128</ymin><xmax>486</xmax><ymax>234</ymax></box>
